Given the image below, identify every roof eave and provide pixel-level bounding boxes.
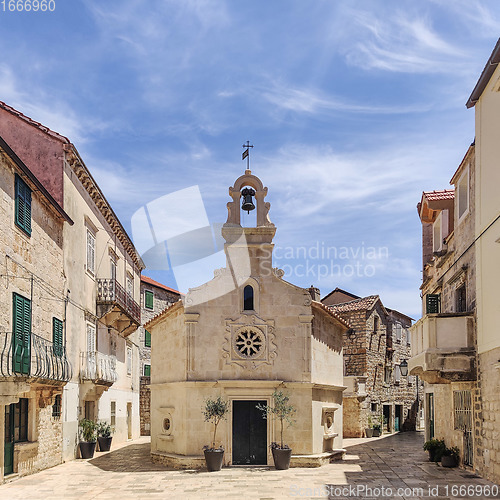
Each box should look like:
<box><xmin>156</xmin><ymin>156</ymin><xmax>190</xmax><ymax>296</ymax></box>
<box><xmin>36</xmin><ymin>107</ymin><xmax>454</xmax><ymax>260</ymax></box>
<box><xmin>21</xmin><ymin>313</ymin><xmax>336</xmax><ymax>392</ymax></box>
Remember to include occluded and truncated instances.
<box><xmin>466</xmin><ymin>38</ymin><xmax>500</xmax><ymax>109</ymax></box>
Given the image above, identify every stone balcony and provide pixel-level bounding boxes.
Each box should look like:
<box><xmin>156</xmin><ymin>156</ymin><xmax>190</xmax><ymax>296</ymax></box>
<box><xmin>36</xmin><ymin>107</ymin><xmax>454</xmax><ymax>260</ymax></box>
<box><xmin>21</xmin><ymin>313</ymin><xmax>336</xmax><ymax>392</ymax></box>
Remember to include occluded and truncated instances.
<box><xmin>96</xmin><ymin>278</ymin><xmax>141</xmax><ymax>336</ymax></box>
<box><xmin>408</xmin><ymin>313</ymin><xmax>476</xmax><ymax>384</ymax></box>
<box><xmin>80</xmin><ymin>351</ymin><xmax>118</xmax><ymax>387</ymax></box>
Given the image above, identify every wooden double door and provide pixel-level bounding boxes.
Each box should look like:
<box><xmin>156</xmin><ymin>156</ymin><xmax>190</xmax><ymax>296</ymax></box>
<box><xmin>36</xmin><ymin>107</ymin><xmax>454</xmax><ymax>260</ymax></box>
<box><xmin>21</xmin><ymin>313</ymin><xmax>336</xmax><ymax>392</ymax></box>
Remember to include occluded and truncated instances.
<box><xmin>232</xmin><ymin>400</ymin><xmax>267</xmax><ymax>465</ymax></box>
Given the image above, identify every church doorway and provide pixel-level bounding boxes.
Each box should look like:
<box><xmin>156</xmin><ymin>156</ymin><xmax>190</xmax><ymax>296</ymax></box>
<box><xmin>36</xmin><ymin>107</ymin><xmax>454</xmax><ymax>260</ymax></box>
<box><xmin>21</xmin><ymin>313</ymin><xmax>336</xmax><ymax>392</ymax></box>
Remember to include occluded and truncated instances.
<box><xmin>232</xmin><ymin>400</ymin><xmax>267</xmax><ymax>465</ymax></box>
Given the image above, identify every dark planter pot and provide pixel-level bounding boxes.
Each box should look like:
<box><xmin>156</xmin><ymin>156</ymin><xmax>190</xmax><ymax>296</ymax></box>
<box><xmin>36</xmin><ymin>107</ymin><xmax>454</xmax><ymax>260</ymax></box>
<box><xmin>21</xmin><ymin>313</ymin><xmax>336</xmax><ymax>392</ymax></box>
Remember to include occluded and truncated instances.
<box><xmin>97</xmin><ymin>436</ymin><xmax>113</xmax><ymax>452</ymax></box>
<box><xmin>441</xmin><ymin>455</ymin><xmax>459</xmax><ymax>468</ymax></box>
<box><xmin>365</xmin><ymin>428</ymin><xmax>374</xmax><ymax>438</ymax></box>
<box><xmin>272</xmin><ymin>448</ymin><xmax>292</xmax><ymax>470</ymax></box>
<box><xmin>372</xmin><ymin>428</ymin><xmax>381</xmax><ymax>437</ymax></box>
<box><xmin>428</xmin><ymin>450</ymin><xmax>436</xmax><ymax>462</ymax></box>
<box><xmin>79</xmin><ymin>441</ymin><xmax>96</xmax><ymax>459</ymax></box>
<box><xmin>204</xmin><ymin>449</ymin><xmax>224</xmax><ymax>472</ymax></box>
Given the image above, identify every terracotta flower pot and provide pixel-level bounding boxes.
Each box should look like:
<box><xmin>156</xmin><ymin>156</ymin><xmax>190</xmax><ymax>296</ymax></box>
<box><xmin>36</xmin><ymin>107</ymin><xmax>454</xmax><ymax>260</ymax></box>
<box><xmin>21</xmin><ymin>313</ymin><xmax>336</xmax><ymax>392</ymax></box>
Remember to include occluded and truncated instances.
<box><xmin>204</xmin><ymin>449</ymin><xmax>224</xmax><ymax>472</ymax></box>
<box><xmin>272</xmin><ymin>448</ymin><xmax>292</xmax><ymax>470</ymax></box>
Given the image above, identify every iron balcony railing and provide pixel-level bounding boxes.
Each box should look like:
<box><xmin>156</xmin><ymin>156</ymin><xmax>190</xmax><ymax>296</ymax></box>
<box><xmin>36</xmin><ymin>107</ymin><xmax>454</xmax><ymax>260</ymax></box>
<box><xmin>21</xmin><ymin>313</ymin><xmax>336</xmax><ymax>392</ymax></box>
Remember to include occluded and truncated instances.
<box><xmin>0</xmin><ymin>331</ymin><xmax>72</xmax><ymax>383</ymax></box>
<box><xmin>96</xmin><ymin>278</ymin><xmax>141</xmax><ymax>324</ymax></box>
<box><xmin>80</xmin><ymin>351</ymin><xmax>118</xmax><ymax>385</ymax></box>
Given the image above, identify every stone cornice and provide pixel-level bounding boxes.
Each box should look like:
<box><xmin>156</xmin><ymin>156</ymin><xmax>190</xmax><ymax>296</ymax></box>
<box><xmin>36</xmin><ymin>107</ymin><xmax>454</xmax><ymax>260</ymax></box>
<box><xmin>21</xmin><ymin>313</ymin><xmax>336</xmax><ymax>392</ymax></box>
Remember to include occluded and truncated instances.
<box><xmin>64</xmin><ymin>144</ymin><xmax>145</xmax><ymax>270</ymax></box>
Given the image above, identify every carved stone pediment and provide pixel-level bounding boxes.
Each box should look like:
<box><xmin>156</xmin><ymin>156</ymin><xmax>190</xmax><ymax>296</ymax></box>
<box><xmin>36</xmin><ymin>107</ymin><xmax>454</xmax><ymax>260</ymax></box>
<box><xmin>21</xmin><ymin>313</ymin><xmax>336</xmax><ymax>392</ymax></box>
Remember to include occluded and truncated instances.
<box><xmin>223</xmin><ymin>314</ymin><xmax>276</xmax><ymax>369</ymax></box>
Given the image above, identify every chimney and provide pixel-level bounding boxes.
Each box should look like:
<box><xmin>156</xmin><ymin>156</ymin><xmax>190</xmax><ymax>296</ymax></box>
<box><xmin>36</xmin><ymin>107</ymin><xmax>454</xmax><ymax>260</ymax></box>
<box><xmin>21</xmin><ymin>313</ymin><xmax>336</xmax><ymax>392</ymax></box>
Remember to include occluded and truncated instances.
<box><xmin>308</xmin><ymin>285</ymin><xmax>321</xmax><ymax>302</ymax></box>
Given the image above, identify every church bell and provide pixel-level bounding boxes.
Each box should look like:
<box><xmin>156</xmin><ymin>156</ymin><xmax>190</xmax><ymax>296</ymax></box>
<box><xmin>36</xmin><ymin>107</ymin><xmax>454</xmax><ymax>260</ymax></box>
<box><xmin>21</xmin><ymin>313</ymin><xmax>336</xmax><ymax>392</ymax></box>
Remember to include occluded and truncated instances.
<box><xmin>241</xmin><ymin>187</ymin><xmax>256</xmax><ymax>213</ymax></box>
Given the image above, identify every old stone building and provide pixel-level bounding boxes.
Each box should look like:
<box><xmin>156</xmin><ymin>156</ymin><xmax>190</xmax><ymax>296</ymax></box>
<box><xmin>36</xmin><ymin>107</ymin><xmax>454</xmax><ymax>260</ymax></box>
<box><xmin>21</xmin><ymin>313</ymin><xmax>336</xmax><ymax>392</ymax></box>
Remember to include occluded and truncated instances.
<box><xmin>323</xmin><ymin>288</ymin><xmax>421</xmax><ymax>438</ymax></box>
<box><xmin>147</xmin><ymin>168</ymin><xmax>348</xmax><ymax>468</ymax></box>
<box><xmin>139</xmin><ymin>275</ymin><xmax>180</xmax><ymax>435</ymax></box>
<box><xmin>0</xmin><ymin>134</ymin><xmax>73</xmax><ymax>480</ymax></box>
<box><xmin>0</xmin><ymin>101</ymin><xmax>145</xmax><ymax>481</ymax></box>
<box><xmin>409</xmin><ymin>39</ymin><xmax>500</xmax><ymax>483</ymax></box>
<box><xmin>409</xmin><ymin>149</ymin><xmax>477</xmax><ymax>469</ymax></box>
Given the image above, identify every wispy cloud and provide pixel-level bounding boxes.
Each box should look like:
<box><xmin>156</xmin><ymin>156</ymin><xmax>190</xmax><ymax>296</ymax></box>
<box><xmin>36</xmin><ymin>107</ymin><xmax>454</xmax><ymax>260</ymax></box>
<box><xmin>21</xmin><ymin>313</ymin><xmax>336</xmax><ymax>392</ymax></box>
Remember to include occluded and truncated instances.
<box><xmin>344</xmin><ymin>8</ymin><xmax>469</xmax><ymax>74</ymax></box>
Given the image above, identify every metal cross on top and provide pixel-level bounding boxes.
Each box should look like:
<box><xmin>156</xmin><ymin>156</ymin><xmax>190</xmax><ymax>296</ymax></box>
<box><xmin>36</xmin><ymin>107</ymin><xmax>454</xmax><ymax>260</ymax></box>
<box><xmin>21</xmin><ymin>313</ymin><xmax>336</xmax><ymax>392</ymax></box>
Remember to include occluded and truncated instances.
<box><xmin>242</xmin><ymin>141</ymin><xmax>253</xmax><ymax>171</ymax></box>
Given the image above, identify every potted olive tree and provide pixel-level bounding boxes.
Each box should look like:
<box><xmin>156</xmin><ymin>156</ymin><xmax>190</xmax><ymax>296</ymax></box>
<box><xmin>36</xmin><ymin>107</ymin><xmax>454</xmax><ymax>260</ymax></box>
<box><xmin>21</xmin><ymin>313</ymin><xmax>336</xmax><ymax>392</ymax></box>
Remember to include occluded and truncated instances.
<box><xmin>79</xmin><ymin>418</ymin><xmax>97</xmax><ymax>459</ymax></box>
<box><xmin>423</xmin><ymin>438</ymin><xmax>445</xmax><ymax>462</ymax></box>
<box><xmin>96</xmin><ymin>420</ymin><xmax>114</xmax><ymax>452</ymax></box>
<box><xmin>372</xmin><ymin>415</ymin><xmax>382</xmax><ymax>437</ymax></box>
<box><xmin>257</xmin><ymin>390</ymin><xmax>296</xmax><ymax>470</ymax></box>
<box><xmin>202</xmin><ymin>396</ymin><xmax>230</xmax><ymax>472</ymax></box>
<box><xmin>365</xmin><ymin>416</ymin><xmax>373</xmax><ymax>438</ymax></box>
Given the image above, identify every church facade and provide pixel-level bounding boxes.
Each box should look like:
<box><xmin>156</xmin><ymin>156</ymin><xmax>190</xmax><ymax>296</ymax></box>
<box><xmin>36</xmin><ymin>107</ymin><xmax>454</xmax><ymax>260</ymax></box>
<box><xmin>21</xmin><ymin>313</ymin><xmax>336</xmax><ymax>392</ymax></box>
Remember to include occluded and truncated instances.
<box><xmin>147</xmin><ymin>168</ymin><xmax>348</xmax><ymax>468</ymax></box>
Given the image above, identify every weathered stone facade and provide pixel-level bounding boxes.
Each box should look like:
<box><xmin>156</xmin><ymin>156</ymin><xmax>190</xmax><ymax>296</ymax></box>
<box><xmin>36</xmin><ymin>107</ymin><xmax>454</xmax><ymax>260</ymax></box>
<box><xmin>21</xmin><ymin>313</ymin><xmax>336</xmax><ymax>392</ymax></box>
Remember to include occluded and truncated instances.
<box><xmin>147</xmin><ymin>169</ymin><xmax>348</xmax><ymax>468</ymax></box>
<box><xmin>0</xmin><ymin>101</ymin><xmax>145</xmax><ymax>482</ymax></box>
<box><xmin>409</xmin><ymin>146</ymin><xmax>479</xmax><ymax>471</ymax></box>
<box><xmin>0</xmin><ymin>133</ymin><xmax>71</xmax><ymax>481</ymax></box>
<box><xmin>323</xmin><ymin>289</ymin><xmax>421</xmax><ymax>438</ymax></box>
<box><xmin>139</xmin><ymin>276</ymin><xmax>180</xmax><ymax>435</ymax></box>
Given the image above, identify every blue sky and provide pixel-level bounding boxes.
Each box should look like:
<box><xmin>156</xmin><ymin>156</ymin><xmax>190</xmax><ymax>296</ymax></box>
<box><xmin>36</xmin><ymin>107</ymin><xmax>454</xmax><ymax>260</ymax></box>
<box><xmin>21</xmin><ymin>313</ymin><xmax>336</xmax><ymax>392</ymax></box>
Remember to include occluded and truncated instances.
<box><xmin>1</xmin><ymin>0</ymin><xmax>499</xmax><ymax>318</ymax></box>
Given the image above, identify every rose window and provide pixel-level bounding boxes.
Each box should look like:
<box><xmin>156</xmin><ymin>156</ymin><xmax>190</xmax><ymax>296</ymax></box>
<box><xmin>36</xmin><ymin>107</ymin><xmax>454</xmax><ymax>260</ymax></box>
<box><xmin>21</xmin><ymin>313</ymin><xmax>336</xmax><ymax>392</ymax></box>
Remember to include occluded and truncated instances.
<box><xmin>235</xmin><ymin>329</ymin><xmax>263</xmax><ymax>358</ymax></box>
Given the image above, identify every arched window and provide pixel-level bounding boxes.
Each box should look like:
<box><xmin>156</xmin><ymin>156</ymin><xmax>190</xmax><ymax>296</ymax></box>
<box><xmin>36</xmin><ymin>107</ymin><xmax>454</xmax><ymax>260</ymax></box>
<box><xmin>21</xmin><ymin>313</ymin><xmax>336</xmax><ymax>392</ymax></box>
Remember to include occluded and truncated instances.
<box><xmin>243</xmin><ymin>285</ymin><xmax>254</xmax><ymax>311</ymax></box>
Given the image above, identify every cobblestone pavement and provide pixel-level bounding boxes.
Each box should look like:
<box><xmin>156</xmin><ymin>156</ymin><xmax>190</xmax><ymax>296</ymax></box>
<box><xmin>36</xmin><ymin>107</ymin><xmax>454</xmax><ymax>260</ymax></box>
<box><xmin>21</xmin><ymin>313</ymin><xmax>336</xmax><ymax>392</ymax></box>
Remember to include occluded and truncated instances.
<box><xmin>1</xmin><ymin>432</ymin><xmax>499</xmax><ymax>499</ymax></box>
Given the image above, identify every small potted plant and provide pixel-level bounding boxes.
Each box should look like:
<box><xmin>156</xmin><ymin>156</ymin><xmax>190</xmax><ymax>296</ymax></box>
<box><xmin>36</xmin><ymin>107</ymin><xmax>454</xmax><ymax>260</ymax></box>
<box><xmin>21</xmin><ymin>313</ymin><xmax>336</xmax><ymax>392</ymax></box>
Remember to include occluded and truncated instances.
<box><xmin>423</xmin><ymin>438</ymin><xmax>445</xmax><ymax>462</ymax></box>
<box><xmin>372</xmin><ymin>415</ymin><xmax>382</xmax><ymax>437</ymax></box>
<box><xmin>79</xmin><ymin>418</ymin><xmax>97</xmax><ymax>459</ymax></box>
<box><xmin>441</xmin><ymin>446</ymin><xmax>460</xmax><ymax>468</ymax></box>
<box><xmin>96</xmin><ymin>420</ymin><xmax>114</xmax><ymax>452</ymax></box>
<box><xmin>257</xmin><ymin>390</ymin><xmax>296</xmax><ymax>470</ymax></box>
<box><xmin>365</xmin><ymin>416</ymin><xmax>373</xmax><ymax>438</ymax></box>
<box><xmin>202</xmin><ymin>395</ymin><xmax>230</xmax><ymax>472</ymax></box>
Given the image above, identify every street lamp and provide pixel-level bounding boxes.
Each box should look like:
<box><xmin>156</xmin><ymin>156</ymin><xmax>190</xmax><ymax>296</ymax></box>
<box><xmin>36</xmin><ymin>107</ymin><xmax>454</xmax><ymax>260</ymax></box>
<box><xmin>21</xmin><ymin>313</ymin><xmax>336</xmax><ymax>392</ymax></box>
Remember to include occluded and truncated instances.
<box><xmin>400</xmin><ymin>359</ymin><xmax>408</xmax><ymax>377</ymax></box>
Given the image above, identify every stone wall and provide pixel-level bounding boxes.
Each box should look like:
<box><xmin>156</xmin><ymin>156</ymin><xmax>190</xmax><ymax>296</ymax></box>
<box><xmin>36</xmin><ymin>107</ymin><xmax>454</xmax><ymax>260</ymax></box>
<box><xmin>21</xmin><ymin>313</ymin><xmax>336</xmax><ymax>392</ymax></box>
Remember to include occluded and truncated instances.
<box><xmin>475</xmin><ymin>347</ymin><xmax>500</xmax><ymax>484</ymax></box>
<box><xmin>140</xmin><ymin>377</ymin><xmax>151</xmax><ymax>436</ymax></box>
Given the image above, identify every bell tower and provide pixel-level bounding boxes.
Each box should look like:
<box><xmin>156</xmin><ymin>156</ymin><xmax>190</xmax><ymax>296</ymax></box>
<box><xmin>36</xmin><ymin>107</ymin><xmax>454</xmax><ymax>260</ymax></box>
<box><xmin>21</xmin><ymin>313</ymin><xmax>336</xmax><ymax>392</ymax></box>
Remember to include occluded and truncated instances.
<box><xmin>221</xmin><ymin>164</ymin><xmax>276</xmax><ymax>277</ymax></box>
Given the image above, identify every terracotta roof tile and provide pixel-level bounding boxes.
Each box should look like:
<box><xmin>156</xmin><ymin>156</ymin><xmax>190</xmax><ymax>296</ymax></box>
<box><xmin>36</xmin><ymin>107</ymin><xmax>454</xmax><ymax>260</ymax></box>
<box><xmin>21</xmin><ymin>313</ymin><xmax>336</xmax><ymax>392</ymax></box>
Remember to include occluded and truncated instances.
<box><xmin>327</xmin><ymin>295</ymin><xmax>379</xmax><ymax>313</ymax></box>
<box><xmin>423</xmin><ymin>189</ymin><xmax>455</xmax><ymax>201</ymax></box>
<box><xmin>141</xmin><ymin>275</ymin><xmax>181</xmax><ymax>295</ymax></box>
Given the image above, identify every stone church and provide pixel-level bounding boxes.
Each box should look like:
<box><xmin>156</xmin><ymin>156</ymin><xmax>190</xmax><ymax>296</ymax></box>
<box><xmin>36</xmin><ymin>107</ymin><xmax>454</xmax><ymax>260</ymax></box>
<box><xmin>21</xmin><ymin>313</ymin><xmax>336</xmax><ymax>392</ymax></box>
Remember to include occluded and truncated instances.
<box><xmin>146</xmin><ymin>168</ymin><xmax>348</xmax><ymax>468</ymax></box>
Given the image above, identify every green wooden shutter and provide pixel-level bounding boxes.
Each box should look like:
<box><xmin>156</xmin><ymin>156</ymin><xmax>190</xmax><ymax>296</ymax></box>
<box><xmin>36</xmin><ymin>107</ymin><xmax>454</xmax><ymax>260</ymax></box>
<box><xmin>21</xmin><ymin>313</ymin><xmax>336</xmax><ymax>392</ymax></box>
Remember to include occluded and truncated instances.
<box><xmin>144</xmin><ymin>364</ymin><xmax>151</xmax><ymax>376</ymax></box>
<box><xmin>426</xmin><ymin>294</ymin><xmax>440</xmax><ymax>314</ymax></box>
<box><xmin>145</xmin><ymin>290</ymin><xmax>154</xmax><ymax>309</ymax></box>
<box><xmin>15</xmin><ymin>175</ymin><xmax>32</xmax><ymax>236</ymax></box>
<box><xmin>13</xmin><ymin>293</ymin><xmax>31</xmax><ymax>375</ymax></box>
<box><xmin>53</xmin><ymin>318</ymin><xmax>63</xmax><ymax>357</ymax></box>
<box><xmin>145</xmin><ymin>330</ymin><xmax>151</xmax><ymax>348</ymax></box>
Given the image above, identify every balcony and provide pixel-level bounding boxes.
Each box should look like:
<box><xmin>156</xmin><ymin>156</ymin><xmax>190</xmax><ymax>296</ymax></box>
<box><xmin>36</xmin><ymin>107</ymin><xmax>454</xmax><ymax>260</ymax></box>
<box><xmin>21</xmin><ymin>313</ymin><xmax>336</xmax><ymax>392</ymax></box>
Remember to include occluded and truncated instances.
<box><xmin>80</xmin><ymin>351</ymin><xmax>117</xmax><ymax>387</ymax></box>
<box><xmin>408</xmin><ymin>313</ymin><xmax>476</xmax><ymax>384</ymax></box>
<box><xmin>96</xmin><ymin>278</ymin><xmax>141</xmax><ymax>336</ymax></box>
<box><xmin>0</xmin><ymin>331</ymin><xmax>72</xmax><ymax>385</ymax></box>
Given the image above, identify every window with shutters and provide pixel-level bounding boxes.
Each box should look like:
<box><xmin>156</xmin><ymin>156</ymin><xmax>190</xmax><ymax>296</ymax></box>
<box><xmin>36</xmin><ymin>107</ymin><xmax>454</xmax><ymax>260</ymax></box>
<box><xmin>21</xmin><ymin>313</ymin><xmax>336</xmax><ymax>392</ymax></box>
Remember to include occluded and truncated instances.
<box><xmin>384</xmin><ymin>366</ymin><xmax>392</xmax><ymax>384</ymax></box>
<box><xmin>457</xmin><ymin>168</ymin><xmax>469</xmax><ymax>222</ymax></box>
<box><xmin>15</xmin><ymin>174</ymin><xmax>32</xmax><ymax>236</ymax></box>
<box><xmin>14</xmin><ymin>398</ymin><xmax>29</xmax><ymax>442</ymax></box>
<box><xmin>86</xmin><ymin>323</ymin><xmax>96</xmax><ymax>353</ymax></box>
<box><xmin>144</xmin><ymin>330</ymin><xmax>151</xmax><ymax>348</ymax></box>
<box><xmin>12</xmin><ymin>293</ymin><xmax>31</xmax><ymax>375</ymax></box>
<box><xmin>126</xmin><ymin>346</ymin><xmax>132</xmax><ymax>375</ymax></box>
<box><xmin>86</xmin><ymin>229</ymin><xmax>95</xmax><ymax>275</ymax></box>
<box><xmin>145</xmin><ymin>290</ymin><xmax>154</xmax><ymax>310</ymax></box>
<box><xmin>110</xmin><ymin>257</ymin><xmax>117</xmax><ymax>281</ymax></box>
<box><xmin>456</xmin><ymin>284</ymin><xmax>467</xmax><ymax>313</ymax></box>
<box><xmin>53</xmin><ymin>317</ymin><xmax>63</xmax><ymax>357</ymax></box>
<box><xmin>110</xmin><ymin>401</ymin><xmax>116</xmax><ymax>427</ymax></box>
<box><xmin>144</xmin><ymin>364</ymin><xmax>151</xmax><ymax>377</ymax></box>
<box><xmin>395</xmin><ymin>323</ymin><xmax>402</xmax><ymax>342</ymax></box>
<box><xmin>426</xmin><ymin>294</ymin><xmax>441</xmax><ymax>314</ymax></box>
<box><xmin>52</xmin><ymin>394</ymin><xmax>62</xmax><ymax>419</ymax></box>
<box><xmin>394</xmin><ymin>364</ymin><xmax>401</xmax><ymax>384</ymax></box>
<box><xmin>127</xmin><ymin>273</ymin><xmax>133</xmax><ymax>298</ymax></box>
